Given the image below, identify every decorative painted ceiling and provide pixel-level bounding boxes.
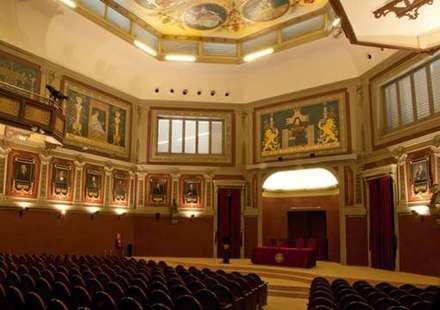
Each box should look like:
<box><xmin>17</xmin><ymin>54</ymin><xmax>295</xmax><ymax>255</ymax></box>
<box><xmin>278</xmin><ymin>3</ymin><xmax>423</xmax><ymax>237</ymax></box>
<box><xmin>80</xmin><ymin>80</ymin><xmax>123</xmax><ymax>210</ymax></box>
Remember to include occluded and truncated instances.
<box><xmin>114</xmin><ymin>0</ymin><xmax>327</xmax><ymax>39</ymax></box>
<box><xmin>71</xmin><ymin>0</ymin><xmax>332</xmax><ymax>63</ymax></box>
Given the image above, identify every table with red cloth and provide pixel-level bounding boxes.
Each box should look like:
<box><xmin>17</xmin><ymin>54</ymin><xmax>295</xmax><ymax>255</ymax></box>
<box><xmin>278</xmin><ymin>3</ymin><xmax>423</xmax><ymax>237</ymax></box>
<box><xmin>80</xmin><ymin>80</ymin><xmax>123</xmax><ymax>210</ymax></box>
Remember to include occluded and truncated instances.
<box><xmin>251</xmin><ymin>246</ymin><xmax>316</xmax><ymax>268</ymax></box>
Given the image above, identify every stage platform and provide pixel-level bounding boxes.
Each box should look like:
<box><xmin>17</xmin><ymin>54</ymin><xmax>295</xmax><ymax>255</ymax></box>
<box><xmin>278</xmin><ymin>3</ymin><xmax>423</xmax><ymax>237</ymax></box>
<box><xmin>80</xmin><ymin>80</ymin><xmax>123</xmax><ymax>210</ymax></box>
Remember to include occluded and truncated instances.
<box><xmin>135</xmin><ymin>257</ymin><xmax>439</xmax><ymax>310</ymax></box>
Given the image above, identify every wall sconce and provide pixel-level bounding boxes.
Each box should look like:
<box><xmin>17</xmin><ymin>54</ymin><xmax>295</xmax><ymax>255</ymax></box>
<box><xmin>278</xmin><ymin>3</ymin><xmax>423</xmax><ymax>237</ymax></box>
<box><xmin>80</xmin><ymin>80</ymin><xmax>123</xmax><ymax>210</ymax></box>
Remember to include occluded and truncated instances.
<box><xmin>410</xmin><ymin>205</ymin><xmax>430</xmax><ymax>222</ymax></box>
<box><xmin>58</xmin><ymin>209</ymin><xmax>66</xmax><ymax>220</ymax></box>
<box><xmin>90</xmin><ymin>210</ymin><xmax>99</xmax><ymax>220</ymax></box>
<box><xmin>114</xmin><ymin>208</ymin><xmax>127</xmax><ymax>220</ymax></box>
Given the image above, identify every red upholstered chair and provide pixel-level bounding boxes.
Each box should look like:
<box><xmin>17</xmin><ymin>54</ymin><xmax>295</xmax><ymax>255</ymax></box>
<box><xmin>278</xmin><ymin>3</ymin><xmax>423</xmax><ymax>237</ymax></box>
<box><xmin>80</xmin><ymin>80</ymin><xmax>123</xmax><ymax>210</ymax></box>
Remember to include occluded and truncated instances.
<box><xmin>105</xmin><ymin>281</ymin><xmax>124</xmax><ymax>303</ymax></box>
<box><xmin>20</xmin><ymin>273</ymin><xmax>36</xmax><ymax>294</ymax></box>
<box><xmin>93</xmin><ymin>291</ymin><xmax>117</xmax><ymax>310</ymax></box>
<box><xmin>398</xmin><ymin>294</ymin><xmax>422</xmax><ymax>308</ymax></box>
<box><xmin>188</xmin><ymin>281</ymin><xmax>206</xmax><ymax>294</ymax></box>
<box><xmin>150</xmin><ymin>289</ymin><xmax>175</xmax><ymax>309</ymax></box>
<box><xmin>342</xmin><ymin>301</ymin><xmax>373</xmax><ymax>310</ymax></box>
<box><xmin>47</xmin><ymin>298</ymin><xmax>69</xmax><ymax>310</ymax></box>
<box><xmin>6</xmin><ymin>285</ymin><xmax>25</xmax><ymax>309</ymax></box>
<box><xmin>210</xmin><ymin>284</ymin><xmax>235</xmax><ymax>309</ymax></box>
<box><xmin>373</xmin><ymin>297</ymin><xmax>400</xmax><ymax>310</ymax></box>
<box><xmin>24</xmin><ymin>291</ymin><xmax>46</xmax><ymax>310</ymax></box>
<box><xmin>119</xmin><ymin>296</ymin><xmax>143</xmax><ymax>310</ymax></box>
<box><xmin>35</xmin><ymin>277</ymin><xmax>52</xmax><ymax>303</ymax></box>
<box><xmin>295</xmin><ymin>237</ymin><xmax>305</xmax><ymax>248</ymax></box>
<box><xmin>71</xmin><ymin>285</ymin><xmax>92</xmax><ymax>309</ymax></box>
<box><xmin>151</xmin><ymin>303</ymin><xmax>172</xmax><ymax>310</ymax></box>
<box><xmin>126</xmin><ymin>285</ymin><xmax>149</xmax><ymax>307</ymax></box>
<box><xmin>52</xmin><ymin>281</ymin><xmax>71</xmax><ymax>307</ymax></box>
<box><xmin>194</xmin><ymin>288</ymin><xmax>224</xmax><ymax>310</ymax></box>
<box><xmin>410</xmin><ymin>301</ymin><xmax>432</xmax><ymax>310</ymax></box>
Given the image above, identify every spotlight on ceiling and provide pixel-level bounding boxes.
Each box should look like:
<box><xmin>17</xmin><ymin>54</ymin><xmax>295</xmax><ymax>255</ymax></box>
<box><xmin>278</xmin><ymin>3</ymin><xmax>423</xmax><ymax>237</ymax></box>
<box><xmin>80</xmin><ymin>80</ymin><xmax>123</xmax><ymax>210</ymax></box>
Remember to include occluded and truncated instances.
<box><xmin>165</xmin><ymin>54</ymin><xmax>196</xmax><ymax>62</ymax></box>
<box><xmin>134</xmin><ymin>40</ymin><xmax>157</xmax><ymax>56</ymax></box>
<box><xmin>243</xmin><ymin>48</ymin><xmax>274</xmax><ymax>63</ymax></box>
<box><xmin>58</xmin><ymin>0</ymin><xmax>77</xmax><ymax>9</ymax></box>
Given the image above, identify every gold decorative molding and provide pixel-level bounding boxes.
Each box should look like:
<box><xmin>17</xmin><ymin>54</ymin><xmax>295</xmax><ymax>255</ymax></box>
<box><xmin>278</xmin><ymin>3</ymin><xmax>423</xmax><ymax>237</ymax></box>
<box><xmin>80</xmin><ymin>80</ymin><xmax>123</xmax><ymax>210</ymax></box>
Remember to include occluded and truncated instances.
<box><xmin>373</xmin><ymin>0</ymin><xmax>433</xmax><ymax>20</ymax></box>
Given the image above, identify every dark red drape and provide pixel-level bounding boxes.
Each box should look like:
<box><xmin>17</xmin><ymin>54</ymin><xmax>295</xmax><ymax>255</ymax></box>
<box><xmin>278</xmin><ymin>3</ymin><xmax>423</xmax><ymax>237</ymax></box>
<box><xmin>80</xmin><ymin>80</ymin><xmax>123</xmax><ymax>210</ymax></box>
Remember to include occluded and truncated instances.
<box><xmin>217</xmin><ymin>189</ymin><xmax>241</xmax><ymax>258</ymax></box>
<box><xmin>368</xmin><ymin>176</ymin><xmax>396</xmax><ymax>270</ymax></box>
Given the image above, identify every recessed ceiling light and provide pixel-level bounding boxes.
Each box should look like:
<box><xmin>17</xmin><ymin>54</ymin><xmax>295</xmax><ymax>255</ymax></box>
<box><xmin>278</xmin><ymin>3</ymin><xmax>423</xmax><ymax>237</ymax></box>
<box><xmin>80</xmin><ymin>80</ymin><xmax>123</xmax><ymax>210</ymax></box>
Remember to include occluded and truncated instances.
<box><xmin>58</xmin><ymin>0</ymin><xmax>77</xmax><ymax>9</ymax></box>
<box><xmin>134</xmin><ymin>40</ymin><xmax>157</xmax><ymax>56</ymax></box>
<box><xmin>165</xmin><ymin>54</ymin><xmax>196</xmax><ymax>62</ymax></box>
<box><xmin>243</xmin><ymin>48</ymin><xmax>274</xmax><ymax>62</ymax></box>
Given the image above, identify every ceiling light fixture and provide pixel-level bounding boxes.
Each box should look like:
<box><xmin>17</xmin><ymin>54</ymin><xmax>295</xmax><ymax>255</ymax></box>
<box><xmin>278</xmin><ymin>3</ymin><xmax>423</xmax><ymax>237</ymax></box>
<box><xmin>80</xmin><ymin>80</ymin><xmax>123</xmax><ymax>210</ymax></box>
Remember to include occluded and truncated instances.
<box><xmin>134</xmin><ymin>40</ymin><xmax>157</xmax><ymax>56</ymax></box>
<box><xmin>58</xmin><ymin>0</ymin><xmax>77</xmax><ymax>9</ymax></box>
<box><xmin>165</xmin><ymin>54</ymin><xmax>196</xmax><ymax>62</ymax></box>
<box><xmin>243</xmin><ymin>48</ymin><xmax>274</xmax><ymax>62</ymax></box>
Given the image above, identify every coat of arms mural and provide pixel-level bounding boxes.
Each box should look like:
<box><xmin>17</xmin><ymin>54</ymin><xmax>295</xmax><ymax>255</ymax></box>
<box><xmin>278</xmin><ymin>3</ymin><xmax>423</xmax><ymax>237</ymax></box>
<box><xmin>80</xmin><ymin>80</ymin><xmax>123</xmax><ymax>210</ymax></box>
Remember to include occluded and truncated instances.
<box><xmin>255</xmin><ymin>91</ymin><xmax>348</xmax><ymax>162</ymax></box>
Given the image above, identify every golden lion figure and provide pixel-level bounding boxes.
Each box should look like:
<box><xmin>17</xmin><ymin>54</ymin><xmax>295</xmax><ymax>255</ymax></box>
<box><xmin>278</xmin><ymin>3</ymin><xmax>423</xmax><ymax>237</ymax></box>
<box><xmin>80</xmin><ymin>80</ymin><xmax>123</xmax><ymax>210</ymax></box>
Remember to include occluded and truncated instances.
<box><xmin>318</xmin><ymin>108</ymin><xmax>338</xmax><ymax>144</ymax></box>
<box><xmin>262</xmin><ymin>127</ymin><xmax>280</xmax><ymax>152</ymax></box>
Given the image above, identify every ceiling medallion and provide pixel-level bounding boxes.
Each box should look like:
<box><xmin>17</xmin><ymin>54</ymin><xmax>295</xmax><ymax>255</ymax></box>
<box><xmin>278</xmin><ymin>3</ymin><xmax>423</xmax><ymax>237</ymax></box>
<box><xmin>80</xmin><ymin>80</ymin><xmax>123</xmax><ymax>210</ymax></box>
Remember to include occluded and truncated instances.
<box><xmin>373</xmin><ymin>0</ymin><xmax>434</xmax><ymax>20</ymax></box>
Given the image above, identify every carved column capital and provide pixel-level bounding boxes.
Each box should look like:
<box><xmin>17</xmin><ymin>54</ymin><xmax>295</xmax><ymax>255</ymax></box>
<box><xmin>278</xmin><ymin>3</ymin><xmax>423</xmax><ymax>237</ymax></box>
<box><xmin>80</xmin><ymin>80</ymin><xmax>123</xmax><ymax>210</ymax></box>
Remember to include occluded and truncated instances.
<box><xmin>389</xmin><ymin>146</ymin><xmax>407</xmax><ymax>166</ymax></box>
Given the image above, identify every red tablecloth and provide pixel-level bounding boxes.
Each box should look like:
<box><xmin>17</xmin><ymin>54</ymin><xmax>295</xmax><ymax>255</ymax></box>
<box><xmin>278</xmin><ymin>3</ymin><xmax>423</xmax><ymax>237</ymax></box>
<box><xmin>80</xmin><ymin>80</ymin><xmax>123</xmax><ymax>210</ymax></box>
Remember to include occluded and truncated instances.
<box><xmin>251</xmin><ymin>247</ymin><xmax>316</xmax><ymax>268</ymax></box>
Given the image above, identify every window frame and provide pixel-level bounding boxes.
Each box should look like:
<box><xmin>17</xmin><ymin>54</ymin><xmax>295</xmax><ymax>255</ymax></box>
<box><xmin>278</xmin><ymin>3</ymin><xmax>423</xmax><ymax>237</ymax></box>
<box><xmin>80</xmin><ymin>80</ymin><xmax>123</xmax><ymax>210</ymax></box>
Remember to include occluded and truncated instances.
<box><xmin>381</xmin><ymin>56</ymin><xmax>438</xmax><ymax>134</ymax></box>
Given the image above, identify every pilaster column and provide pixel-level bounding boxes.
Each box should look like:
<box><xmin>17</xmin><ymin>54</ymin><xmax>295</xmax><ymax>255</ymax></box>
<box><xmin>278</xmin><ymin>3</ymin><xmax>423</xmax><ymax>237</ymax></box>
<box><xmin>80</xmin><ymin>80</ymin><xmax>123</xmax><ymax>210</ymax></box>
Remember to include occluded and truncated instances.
<box><xmin>204</xmin><ymin>172</ymin><xmax>214</xmax><ymax>210</ymax></box>
<box><xmin>0</xmin><ymin>142</ymin><xmax>11</xmax><ymax>198</ymax></box>
<box><xmin>129</xmin><ymin>169</ymin><xmax>136</xmax><ymax>209</ymax></box>
<box><xmin>104</xmin><ymin>163</ymin><xmax>114</xmax><ymax>207</ymax></box>
<box><xmin>73</xmin><ymin>158</ymin><xmax>86</xmax><ymax>204</ymax></box>
<box><xmin>171</xmin><ymin>171</ymin><xmax>181</xmax><ymax>208</ymax></box>
<box><xmin>38</xmin><ymin>153</ymin><xmax>52</xmax><ymax>200</ymax></box>
<box><xmin>136</xmin><ymin>171</ymin><xmax>147</xmax><ymax>208</ymax></box>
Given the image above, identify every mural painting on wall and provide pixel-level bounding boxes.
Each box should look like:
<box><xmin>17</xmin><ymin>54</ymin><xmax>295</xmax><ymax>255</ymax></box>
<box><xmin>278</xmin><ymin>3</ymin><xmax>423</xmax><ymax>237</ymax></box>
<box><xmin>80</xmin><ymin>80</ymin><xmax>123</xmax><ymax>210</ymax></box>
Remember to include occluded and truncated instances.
<box><xmin>0</xmin><ymin>51</ymin><xmax>40</xmax><ymax>93</ymax></box>
<box><xmin>62</xmin><ymin>78</ymin><xmax>131</xmax><ymax>159</ymax></box>
<box><xmin>113</xmin><ymin>171</ymin><xmax>129</xmax><ymax>205</ymax></box>
<box><xmin>84</xmin><ymin>167</ymin><xmax>104</xmax><ymax>203</ymax></box>
<box><xmin>255</xmin><ymin>91</ymin><xmax>348</xmax><ymax>162</ymax></box>
<box><xmin>410</xmin><ymin>156</ymin><xmax>431</xmax><ymax>196</ymax></box>
<box><xmin>181</xmin><ymin>176</ymin><xmax>203</xmax><ymax>207</ymax></box>
<box><xmin>50</xmin><ymin>160</ymin><xmax>73</xmax><ymax>201</ymax></box>
<box><xmin>148</xmin><ymin>175</ymin><xmax>169</xmax><ymax>206</ymax></box>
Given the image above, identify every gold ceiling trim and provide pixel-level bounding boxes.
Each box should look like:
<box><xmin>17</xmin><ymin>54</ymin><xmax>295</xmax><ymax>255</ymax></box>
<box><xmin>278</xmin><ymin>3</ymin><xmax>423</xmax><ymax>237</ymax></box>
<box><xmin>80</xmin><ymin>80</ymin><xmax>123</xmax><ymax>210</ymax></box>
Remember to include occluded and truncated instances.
<box><xmin>74</xmin><ymin>0</ymin><xmax>331</xmax><ymax>64</ymax></box>
<box><xmin>373</xmin><ymin>0</ymin><xmax>433</xmax><ymax>20</ymax></box>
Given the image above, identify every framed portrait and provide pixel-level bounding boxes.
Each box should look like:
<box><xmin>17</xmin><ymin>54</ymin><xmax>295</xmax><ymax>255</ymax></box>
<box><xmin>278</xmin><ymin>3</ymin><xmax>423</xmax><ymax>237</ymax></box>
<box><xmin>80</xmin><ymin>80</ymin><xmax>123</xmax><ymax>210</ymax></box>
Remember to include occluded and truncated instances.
<box><xmin>7</xmin><ymin>151</ymin><xmax>40</xmax><ymax>198</ymax></box>
<box><xmin>410</xmin><ymin>156</ymin><xmax>431</xmax><ymax>196</ymax></box>
<box><xmin>147</xmin><ymin>175</ymin><xmax>169</xmax><ymax>206</ymax></box>
<box><xmin>50</xmin><ymin>161</ymin><xmax>73</xmax><ymax>200</ymax></box>
<box><xmin>84</xmin><ymin>166</ymin><xmax>104</xmax><ymax>203</ymax></box>
<box><xmin>13</xmin><ymin>159</ymin><xmax>34</xmax><ymax>193</ymax></box>
<box><xmin>113</xmin><ymin>171</ymin><xmax>129</xmax><ymax>205</ymax></box>
<box><xmin>181</xmin><ymin>176</ymin><xmax>203</xmax><ymax>208</ymax></box>
<box><xmin>62</xmin><ymin>78</ymin><xmax>132</xmax><ymax>159</ymax></box>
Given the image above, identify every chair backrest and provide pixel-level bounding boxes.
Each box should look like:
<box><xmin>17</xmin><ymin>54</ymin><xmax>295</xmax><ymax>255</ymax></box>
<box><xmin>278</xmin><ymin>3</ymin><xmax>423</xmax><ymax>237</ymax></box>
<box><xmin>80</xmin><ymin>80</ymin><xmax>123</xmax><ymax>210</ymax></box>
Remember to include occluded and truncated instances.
<box><xmin>6</xmin><ymin>271</ymin><xmax>21</xmax><ymax>287</ymax></box>
<box><xmin>93</xmin><ymin>290</ymin><xmax>117</xmax><ymax>310</ymax></box>
<box><xmin>188</xmin><ymin>281</ymin><xmax>206</xmax><ymax>294</ymax></box>
<box><xmin>126</xmin><ymin>285</ymin><xmax>149</xmax><ymax>307</ymax></box>
<box><xmin>86</xmin><ymin>278</ymin><xmax>104</xmax><ymax>297</ymax></box>
<box><xmin>20</xmin><ymin>273</ymin><xmax>35</xmax><ymax>293</ymax></box>
<box><xmin>25</xmin><ymin>291</ymin><xmax>46</xmax><ymax>310</ymax></box>
<box><xmin>150</xmin><ymin>289</ymin><xmax>175</xmax><ymax>309</ymax></box>
<box><xmin>52</xmin><ymin>281</ymin><xmax>71</xmax><ymax>305</ymax></box>
<box><xmin>409</xmin><ymin>300</ymin><xmax>432</xmax><ymax>310</ymax></box>
<box><xmin>373</xmin><ymin>297</ymin><xmax>400</xmax><ymax>310</ymax></box>
<box><xmin>175</xmin><ymin>294</ymin><xmax>203</xmax><ymax>310</ymax></box>
<box><xmin>150</xmin><ymin>303</ymin><xmax>172</xmax><ymax>310</ymax></box>
<box><xmin>105</xmin><ymin>281</ymin><xmax>124</xmax><ymax>303</ymax></box>
<box><xmin>118</xmin><ymin>296</ymin><xmax>143</xmax><ymax>310</ymax></box>
<box><xmin>211</xmin><ymin>284</ymin><xmax>234</xmax><ymax>305</ymax></box>
<box><xmin>47</xmin><ymin>298</ymin><xmax>69</xmax><ymax>310</ymax></box>
<box><xmin>339</xmin><ymin>294</ymin><xmax>365</xmax><ymax>308</ymax></box>
<box><xmin>6</xmin><ymin>285</ymin><xmax>25</xmax><ymax>309</ymax></box>
<box><xmin>308</xmin><ymin>296</ymin><xmax>337</xmax><ymax>309</ymax></box>
<box><xmin>398</xmin><ymin>294</ymin><xmax>421</xmax><ymax>308</ymax></box>
<box><xmin>342</xmin><ymin>301</ymin><xmax>374</xmax><ymax>310</ymax></box>
<box><xmin>171</xmin><ymin>285</ymin><xmax>193</xmax><ymax>301</ymax></box>
<box><xmin>194</xmin><ymin>288</ymin><xmax>222</xmax><ymax>310</ymax></box>
<box><xmin>71</xmin><ymin>285</ymin><xmax>92</xmax><ymax>308</ymax></box>
<box><xmin>35</xmin><ymin>277</ymin><xmax>53</xmax><ymax>302</ymax></box>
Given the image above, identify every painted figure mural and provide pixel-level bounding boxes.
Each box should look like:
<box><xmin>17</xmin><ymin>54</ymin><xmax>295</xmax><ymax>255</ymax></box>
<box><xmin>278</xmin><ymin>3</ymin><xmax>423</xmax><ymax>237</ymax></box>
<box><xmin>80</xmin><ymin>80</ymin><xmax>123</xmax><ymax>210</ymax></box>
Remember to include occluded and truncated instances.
<box><xmin>63</xmin><ymin>79</ymin><xmax>131</xmax><ymax>159</ymax></box>
<box><xmin>14</xmin><ymin>160</ymin><xmax>33</xmax><ymax>193</ymax></box>
<box><xmin>0</xmin><ymin>52</ymin><xmax>40</xmax><ymax>93</ymax></box>
<box><xmin>256</xmin><ymin>92</ymin><xmax>347</xmax><ymax>161</ymax></box>
<box><xmin>184</xmin><ymin>3</ymin><xmax>227</xmax><ymax>30</ymax></box>
<box><xmin>53</xmin><ymin>165</ymin><xmax>70</xmax><ymax>197</ymax></box>
<box><xmin>113</xmin><ymin>173</ymin><xmax>128</xmax><ymax>203</ymax></box>
<box><xmin>242</xmin><ymin>0</ymin><xmax>290</xmax><ymax>22</ymax></box>
<box><xmin>149</xmin><ymin>175</ymin><xmax>169</xmax><ymax>205</ymax></box>
<box><xmin>183</xmin><ymin>179</ymin><xmax>201</xmax><ymax>205</ymax></box>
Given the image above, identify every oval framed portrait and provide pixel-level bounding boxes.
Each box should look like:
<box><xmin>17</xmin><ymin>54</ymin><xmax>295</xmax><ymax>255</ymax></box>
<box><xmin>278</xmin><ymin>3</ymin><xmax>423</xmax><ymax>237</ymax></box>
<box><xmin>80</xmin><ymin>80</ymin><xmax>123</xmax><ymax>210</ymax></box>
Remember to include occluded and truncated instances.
<box><xmin>183</xmin><ymin>3</ymin><xmax>227</xmax><ymax>31</ymax></box>
<box><xmin>242</xmin><ymin>0</ymin><xmax>290</xmax><ymax>22</ymax></box>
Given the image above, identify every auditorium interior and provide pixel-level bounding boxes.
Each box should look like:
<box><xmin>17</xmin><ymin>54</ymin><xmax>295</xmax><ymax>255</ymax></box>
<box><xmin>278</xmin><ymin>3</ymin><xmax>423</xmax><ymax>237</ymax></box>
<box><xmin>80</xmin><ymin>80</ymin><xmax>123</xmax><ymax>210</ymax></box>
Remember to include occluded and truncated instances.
<box><xmin>0</xmin><ymin>0</ymin><xmax>439</xmax><ymax>309</ymax></box>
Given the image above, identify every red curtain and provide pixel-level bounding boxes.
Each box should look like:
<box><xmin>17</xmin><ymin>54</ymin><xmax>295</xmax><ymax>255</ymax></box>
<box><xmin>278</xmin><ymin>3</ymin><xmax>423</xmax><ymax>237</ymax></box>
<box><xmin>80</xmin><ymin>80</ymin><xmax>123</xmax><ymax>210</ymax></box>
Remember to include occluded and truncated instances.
<box><xmin>368</xmin><ymin>176</ymin><xmax>396</xmax><ymax>270</ymax></box>
<box><xmin>217</xmin><ymin>189</ymin><xmax>241</xmax><ymax>258</ymax></box>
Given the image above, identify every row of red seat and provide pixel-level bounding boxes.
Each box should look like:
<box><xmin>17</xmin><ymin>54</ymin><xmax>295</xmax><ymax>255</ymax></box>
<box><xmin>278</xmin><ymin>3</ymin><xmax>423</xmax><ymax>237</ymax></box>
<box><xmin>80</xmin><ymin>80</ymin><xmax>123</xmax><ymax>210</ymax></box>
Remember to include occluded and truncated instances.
<box><xmin>0</xmin><ymin>253</ymin><xmax>267</xmax><ymax>310</ymax></box>
<box><xmin>308</xmin><ymin>277</ymin><xmax>439</xmax><ymax>310</ymax></box>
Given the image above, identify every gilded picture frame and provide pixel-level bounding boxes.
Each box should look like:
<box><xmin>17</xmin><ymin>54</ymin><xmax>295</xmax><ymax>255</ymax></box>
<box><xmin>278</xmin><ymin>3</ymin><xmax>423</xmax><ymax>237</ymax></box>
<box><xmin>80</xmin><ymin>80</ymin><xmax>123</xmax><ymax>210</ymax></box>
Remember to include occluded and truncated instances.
<box><xmin>6</xmin><ymin>150</ymin><xmax>40</xmax><ymax>198</ymax></box>
<box><xmin>254</xmin><ymin>90</ymin><xmax>349</xmax><ymax>162</ymax></box>
<box><xmin>48</xmin><ymin>159</ymin><xmax>74</xmax><ymax>202</ymax></box>
<box><xmin>62</xmin><ymin>78</ymin><xmax>132</xmax><ymax>159</ymax></box>
<box><xmin>180</xmin><ymin>175</ymin><xmax>204</xmax><ymax>208</ymax></box>
<box><xmin>146</xmin><ymin>174</ymin><xmax>170</xmax><ymax>207</ymax></box>
<box><xmin>112</xmin><ymin>170</ymin><xmax>129</xmax><ymax>206</ymax></box>
<box><xmin>83</xmin><ymin>166</ymin><xmax>104</xmax><ymax>204</ymax></box>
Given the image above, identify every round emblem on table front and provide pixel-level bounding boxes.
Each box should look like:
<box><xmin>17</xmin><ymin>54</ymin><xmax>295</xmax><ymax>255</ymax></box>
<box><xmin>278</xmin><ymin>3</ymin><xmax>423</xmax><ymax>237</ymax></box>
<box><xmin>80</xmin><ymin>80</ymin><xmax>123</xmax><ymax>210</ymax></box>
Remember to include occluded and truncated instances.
<box><xmin>274</xmin><ymin>253</ymin><xmax>284</xmax><ymax>263</ymax></box>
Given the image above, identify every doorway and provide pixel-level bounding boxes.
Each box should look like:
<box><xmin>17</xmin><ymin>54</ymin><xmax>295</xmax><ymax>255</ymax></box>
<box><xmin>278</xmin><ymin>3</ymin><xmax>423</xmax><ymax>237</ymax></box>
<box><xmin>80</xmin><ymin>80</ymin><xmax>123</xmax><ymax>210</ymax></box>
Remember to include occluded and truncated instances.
<box><xmin>217</xmin><ymin>188</ymin><xmax>241</xmax><ymax>258</ymax></box>
<box><xmin>368</xmin><ymin>176</ymin><xmax>396</xmax><ymax>270</ymax></box>
<box><xmin>287</xmin><ymin>210</ymin><xmax>328</xmax><ymax>260</ymax></box>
